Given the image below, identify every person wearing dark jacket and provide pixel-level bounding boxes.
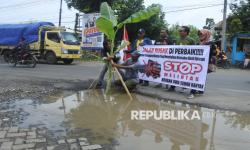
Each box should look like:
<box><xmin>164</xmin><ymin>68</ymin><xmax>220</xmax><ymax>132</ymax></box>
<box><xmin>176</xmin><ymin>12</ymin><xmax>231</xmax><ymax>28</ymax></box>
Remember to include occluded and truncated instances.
<box><xmin>155</xmin><ymin>28</ymin><xmax>173</xmax><ymax>45</ymax></box>
<box><xmin>15</xmin><ymin>37</ymin><xmax>28</xmax><ymax>51</ymax></box>
<box><xmin>130</xmin><ymin>28</ymin><xmax>152</xmax><ymax>86</ymax></box>
<box><xmin>112</xmin><ymin>51</ymin><xmax>144</xmax><ymax>90</ymax></box>
<box><xmin>97</xmin><ymin>39</ymin><xmax>120</xmax><ymax>87</ymax></box>
<box><xmin>13</xmin><ymin>37</ymin><xmax>29</xmax><ymax>59</ymax></box>
<box><xmin>131</xmin><ymin>28</ymin><xmax>152</xmax><ymax>52</ymax></box>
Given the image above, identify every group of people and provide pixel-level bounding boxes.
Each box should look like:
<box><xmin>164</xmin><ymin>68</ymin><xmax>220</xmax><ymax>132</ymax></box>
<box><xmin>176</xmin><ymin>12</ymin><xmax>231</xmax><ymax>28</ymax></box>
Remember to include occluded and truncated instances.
<box><xmin>97</xmin><ymin>26</ymin><xmax>217</xmax><ymax>99</ymax></box>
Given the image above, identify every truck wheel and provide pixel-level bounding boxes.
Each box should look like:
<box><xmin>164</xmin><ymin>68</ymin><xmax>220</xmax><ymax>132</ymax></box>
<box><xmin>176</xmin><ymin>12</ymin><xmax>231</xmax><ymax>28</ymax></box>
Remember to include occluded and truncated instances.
<box><xmin>63</xmin><ymin>59</ymin><xmax>73</xmax><ymax>65</ymax></box>
<box><xmin>46</xmin><ymin>52</ymin><xmax>57</xmax><ymax>64</ymax></box>
<box><xmin>3</xmin><ymin>50</ymin><xmax>11</xmax><ymax>63</ymax></box>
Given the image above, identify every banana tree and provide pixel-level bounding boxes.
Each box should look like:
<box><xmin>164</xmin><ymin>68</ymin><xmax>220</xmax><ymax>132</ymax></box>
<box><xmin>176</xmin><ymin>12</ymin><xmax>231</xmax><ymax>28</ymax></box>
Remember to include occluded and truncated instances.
<box><xmin>96</xmin><ymin>2</ymin><xmax>160</xmax><ymax>96</ymax></box>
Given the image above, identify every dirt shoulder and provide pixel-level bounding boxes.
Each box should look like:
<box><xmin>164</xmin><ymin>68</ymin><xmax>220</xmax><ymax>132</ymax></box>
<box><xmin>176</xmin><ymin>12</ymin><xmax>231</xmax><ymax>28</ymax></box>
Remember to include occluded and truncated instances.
<box><xmin>0</xmin><ymin>60</ymin><xmax>102</xmax><ymax>101</ymax></box>
<box><xmin>0</xmin><ymin>77</ymin><xmax>94</xmax><ymax>101</ymax></box>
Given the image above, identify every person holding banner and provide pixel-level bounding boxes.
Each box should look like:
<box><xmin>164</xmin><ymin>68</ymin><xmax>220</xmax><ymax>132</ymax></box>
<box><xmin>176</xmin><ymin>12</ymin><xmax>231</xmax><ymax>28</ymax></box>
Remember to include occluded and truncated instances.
<box><xmin>177</xmin><ymin>26</ymin><xmax>195</xmax><ymax>45</ymax></box>
<box><xmin>155</xmin><ymin>28</ymin><xmax>173</xmax><ymax>88</ymax></box>
<box><xmin>168</xmin><ymin>26</ymin><xmax>196</xmax><ymax>92</ymax></box>
<box><xmin>154</xmin><ymin>28</ymin><xmax>173</xmax><ymax>45</ymax></box>
<box><xmin>111</xmin><ymin>51</ymin><xmax>144</xmax><ymax>90</ymax></box>
<box><xmin>132</xmin><ymin>28</ymin><xmax>152</xmax><ymax>50</ymax></box>
<box><xmin>187</xmin><ymin>29</ymin><xmax>216</xmax><ymax>99</ymax></box>
<box><xmin>131</xmin><ymin>28</ymin><xmax>152</xmax><ymax>86</ymax></box>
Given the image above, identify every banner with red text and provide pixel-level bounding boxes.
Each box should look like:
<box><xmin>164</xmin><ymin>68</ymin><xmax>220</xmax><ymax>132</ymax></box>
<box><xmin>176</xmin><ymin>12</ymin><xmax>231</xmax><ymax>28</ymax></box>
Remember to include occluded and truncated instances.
<box><xmin>82</xmin><ymin>13</ymin><xmax>104</xmax><ymax>50</ymax></box>
<box><xmin>138</xmin><ymin>45</ymin><xmax>210</xmax><ymax>91</ymax></box>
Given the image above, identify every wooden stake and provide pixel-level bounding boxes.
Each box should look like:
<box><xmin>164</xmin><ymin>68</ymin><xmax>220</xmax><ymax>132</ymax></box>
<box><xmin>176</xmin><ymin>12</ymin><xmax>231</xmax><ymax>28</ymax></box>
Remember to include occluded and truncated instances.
<box><xmin>107</xmin><ymin>53</ymin><xmax>133</xmax><ymax>100</ymax></box>
<box><xmin>114</xmin><ymin>66</ymin><xmax>133</xmax><ymax>100</ymax></box>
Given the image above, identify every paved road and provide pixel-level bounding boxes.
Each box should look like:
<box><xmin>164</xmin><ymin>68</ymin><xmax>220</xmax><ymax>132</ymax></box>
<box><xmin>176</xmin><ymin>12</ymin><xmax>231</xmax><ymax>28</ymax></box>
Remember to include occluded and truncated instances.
<box><xmin>0</xmin><ymin>57</ymin><xmax>250</xmax><ymax>112</ymax></box>
<box><xmin>0</xmin><ymin>60</ymin><xmax>103</xmax><ymax>81</ymax></box>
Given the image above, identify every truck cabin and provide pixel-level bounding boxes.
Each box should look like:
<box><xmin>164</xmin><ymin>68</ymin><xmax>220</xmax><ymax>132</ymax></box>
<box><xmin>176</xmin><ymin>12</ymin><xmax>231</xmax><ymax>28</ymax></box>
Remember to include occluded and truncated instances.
<box><xmin>39</xmin><ymin>27</ymin><xmax>80</xmax><ymax>49</ymax></box>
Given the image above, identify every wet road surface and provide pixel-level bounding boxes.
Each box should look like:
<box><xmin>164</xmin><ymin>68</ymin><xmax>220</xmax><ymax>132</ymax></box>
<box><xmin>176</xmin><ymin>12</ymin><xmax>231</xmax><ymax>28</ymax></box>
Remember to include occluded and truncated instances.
<box><xmin>1</xmin><ymin>90</ymin><xmax>250</xmax><ymax>150</ymax></box>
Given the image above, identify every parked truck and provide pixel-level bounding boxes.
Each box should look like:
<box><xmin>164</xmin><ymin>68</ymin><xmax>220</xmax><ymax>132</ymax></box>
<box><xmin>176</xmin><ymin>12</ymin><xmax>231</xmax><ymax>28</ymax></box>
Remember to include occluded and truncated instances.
<box><xmin>0</xmin><ymin>22</ymin><xmax>81</xmax><ymax>64</ymax></box>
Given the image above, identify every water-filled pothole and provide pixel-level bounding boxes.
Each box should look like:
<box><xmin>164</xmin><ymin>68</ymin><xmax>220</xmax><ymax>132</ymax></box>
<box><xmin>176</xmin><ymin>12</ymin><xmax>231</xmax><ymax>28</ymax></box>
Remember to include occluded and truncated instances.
<box><xmin>1</xmin><ymin>89</ymin><xmax>250</xmax><ymax>150</ymax></box>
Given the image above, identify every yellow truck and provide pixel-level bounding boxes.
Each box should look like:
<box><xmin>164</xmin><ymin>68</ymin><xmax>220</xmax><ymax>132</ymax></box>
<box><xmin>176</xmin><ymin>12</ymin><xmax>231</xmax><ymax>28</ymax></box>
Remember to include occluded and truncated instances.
<box><xmin>0</xmin><ymin>22</ymin><xmax>81</xmax><ymax>64</ymax></box>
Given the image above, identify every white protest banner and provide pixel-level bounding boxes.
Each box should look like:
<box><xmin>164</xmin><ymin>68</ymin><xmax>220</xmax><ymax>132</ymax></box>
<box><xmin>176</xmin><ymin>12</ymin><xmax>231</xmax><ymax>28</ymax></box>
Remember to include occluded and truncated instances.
<box><xmin>138</xmin><ymin>45</ymin><xmax>210</xmax><ymax>91</ymax></box>
<box><xmin>82</xmin><ymin>13</ymin><xmax>104</xmax><ymax>50</ymax></box>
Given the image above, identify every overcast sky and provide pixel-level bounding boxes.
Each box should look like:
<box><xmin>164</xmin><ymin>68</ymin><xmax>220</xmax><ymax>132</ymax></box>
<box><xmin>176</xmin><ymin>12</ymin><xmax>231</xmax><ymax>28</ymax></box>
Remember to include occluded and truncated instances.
<box><xmin>1</xmin><ymin>0</ymin><xmax>230</xmax><ymax>29</ymax></box>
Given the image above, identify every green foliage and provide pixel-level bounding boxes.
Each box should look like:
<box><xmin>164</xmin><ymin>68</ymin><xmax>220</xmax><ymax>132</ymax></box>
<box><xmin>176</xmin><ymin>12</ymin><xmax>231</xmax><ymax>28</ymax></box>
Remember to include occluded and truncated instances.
<box><xmin>168</xmin><ymin>24</ymin><xmax>199</xmax><ymax>43</ymax></box>
<box><xmin>65</xmin><ymin>0</ymin><xmax>167</xmax><ymax>42</ymax></box>
<box><xmin>95</xmin><ymin>2</ymin><xmax>160</xmax><ymax>93</ymax></box>
<box><xmin>117</xmin><ymin>6</ymin><xmax>161</xmax><ymax>29</ymax></box>
<box><xmin>204</xmin><ymin>18</ymin><xmax>215</xmax><ymax>30</ymax></box>
<box><xmin>100</xmin><ymin>2</ymin><xmax>118</xmax><ymax>26</ymax></box>
<box><xmin>96</xmin><ymin>17</ymin><xmax>115</xmax><ymax>40</ymax></box>
<box><xmin>227</xmin><ymin>0</ymin><xmax>250</xmax><ymax>35</ymax></box>
<box><xmin>96</xmin><ymin>3</ymin><xmax>160</xmax><ymax>53</ymax></box>
<box><xmin>123</xmin><ymin>3</ymin><xmax>167</xmax><ymax>42</ymax></box>
<box><xmin>113</xmin><ymin>0</ymin><xmax>145</xmax><ymax>22</ymax></box>
<box><xmin>228</xmin><ymin>18</ymin><xmax>243</xmax><ymax>34</ymax></box>
<box><xmin>188</xmin><ymin>25</ymin><xmax>200</xmax><ymax>42</ymax></box>
<box><xmin>116</xmin><ymin>41</ymin><xmax>130</xmax><ymax>52</ymax></box>
<box><xmin>65</xmin><ymin>0</ymin><xmax>115</xmax><ymax>13</ymax></box>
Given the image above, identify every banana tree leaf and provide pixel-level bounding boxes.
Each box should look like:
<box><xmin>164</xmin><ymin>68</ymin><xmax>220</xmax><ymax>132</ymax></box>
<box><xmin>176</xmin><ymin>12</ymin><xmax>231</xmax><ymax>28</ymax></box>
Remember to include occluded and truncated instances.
<box><xmin>116</xmin><ymin>40</ymin><xmax>130</xmax><ymax>52</ymax></box>
<box><xmin>100</xmin><ymin>2</ymin><xmax>118</xmax><ymax>27</ymax></box>
<box><xmin>96</xmin><ymin>16</ymin><xmax>115</xmax><ymax>40</ymax></box>
<box><xmin>117</xmin><ymin>6</ymin><xmax>160</xmax><ymax>29</ymax></box>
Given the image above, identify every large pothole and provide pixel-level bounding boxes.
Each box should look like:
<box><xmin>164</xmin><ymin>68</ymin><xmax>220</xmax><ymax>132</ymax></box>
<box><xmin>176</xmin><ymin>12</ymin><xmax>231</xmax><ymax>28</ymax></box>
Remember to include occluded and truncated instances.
<box><xmin>0</xmin><ymin>90</ymin><xmax>250</xmax><ymax>150</ymax></box>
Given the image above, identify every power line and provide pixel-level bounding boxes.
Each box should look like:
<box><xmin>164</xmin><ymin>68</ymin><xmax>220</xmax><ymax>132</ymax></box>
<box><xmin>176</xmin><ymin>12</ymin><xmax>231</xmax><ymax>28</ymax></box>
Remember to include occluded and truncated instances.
<box><xmin>1</xmin><ymin>6</ymin><xmax>75</xmax><ymax>19</ymax></box>
<box><xmin>1</xmin><ymin>3</ymin><xmax>52</xmax><ymax>13</ymax></box>
<box><xmin>0</xmin><ymin>0</ymin><xmax>56</xmax><ymax>10</ymax></box>
<box><xmin>165</xmin><ymin>3</ymin><xmax>224</xmax><ymax>13</ymax></box>
<box><xmin>2</xmin><ymin>19</ymin><xmax>75</xmax><ymax>24</ymax></box>
<box><xmin>1</xmin><ymin>15</ymin><xmax>74</xmax><ymax>23</ymax></box>
<box><xmin>0</xmin><ymin>20</ymin><xmax>75</xmax><ymax>25</ymax></box>
<box><xmin>0</xmin><ymin>15</ymin><xmax>75</xmax><ymax>24</ymax></box>
<box><xmin>165</xmin><ymin>0</ymin><xmax>224</xmax><ymax>9</ymax></box>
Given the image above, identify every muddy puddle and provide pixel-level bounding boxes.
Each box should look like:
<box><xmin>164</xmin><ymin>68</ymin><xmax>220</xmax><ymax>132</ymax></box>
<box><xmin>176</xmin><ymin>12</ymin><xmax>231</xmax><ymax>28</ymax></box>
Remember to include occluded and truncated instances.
<box><xmin>1</xmin><ymin>90</ymin><xmax>250</xmax><ymax>150</ymax></box>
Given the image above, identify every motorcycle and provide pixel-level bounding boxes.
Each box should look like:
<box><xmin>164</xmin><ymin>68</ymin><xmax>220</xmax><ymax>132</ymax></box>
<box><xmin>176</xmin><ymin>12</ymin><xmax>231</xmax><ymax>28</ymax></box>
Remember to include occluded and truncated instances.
<box><xmin>9</xmin><ymin>49</ymin><xmax>37</xmax><ymax>68</ymax></box>
<box><xmin>217</xmin><ymin>59</ymin><xmax>231</xmax><ymax>69</ymax></box>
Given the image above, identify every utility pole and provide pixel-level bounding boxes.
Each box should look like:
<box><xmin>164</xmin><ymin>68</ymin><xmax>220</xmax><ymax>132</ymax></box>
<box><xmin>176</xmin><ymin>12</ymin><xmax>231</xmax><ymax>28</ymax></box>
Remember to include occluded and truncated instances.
<box><xmin>74</xmin><ymin>13</ymin><xmax>79</xmax><ymax>33</ymax></box>
<box><xmin>221</xmin><ymin>0</ymin><xmax>227</xmax><ymax>51</ymax></box>
<box><xmin>58</xmin><ymin>0</ymin><xmax>63</xmax><ymax>26</ymax></box>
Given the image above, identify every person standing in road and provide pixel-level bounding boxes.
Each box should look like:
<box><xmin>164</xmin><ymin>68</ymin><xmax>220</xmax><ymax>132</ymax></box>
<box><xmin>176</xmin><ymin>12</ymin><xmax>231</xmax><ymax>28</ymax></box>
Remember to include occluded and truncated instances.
<box><xmin>154</xmin><ymin>28</ymin><xmax>173</xmax><ymax>88</ymax></box>
<box><xmin>176</xmin><ymin>26</ymin><xmax>195</xmax><ymax>45</ymax></box>
<box><xmin>96</xmin><ymin>38</ymin><xmax>121</xmax><ymax>88</ymax></box>
<box><xmin>129</xmin><ymin>28</ymin><xmax>152</xmax><ymax>86</ymax></box>
<box><xmin>243</xmin><ymin>49</ymin><xmax>250</xmax><ymax>69</ymax></box>
<box><xmin>131</xmin><ymin>28</ymin><xmax>152</xmax><ymax>51</ymax></box>
<box><xmin>187</xmin><ymin>29</ymin><xmax>216</xmax><ymax>99</ymax></box>
<box><xmin>168</xmin><ymin>26</ymin><xmax>195</xmax><ymax>91</ymax></box>
<box><xmin>155</xmin><ymin>28</ymin><xmax>173</xmax><ymax>45</ymax></box>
